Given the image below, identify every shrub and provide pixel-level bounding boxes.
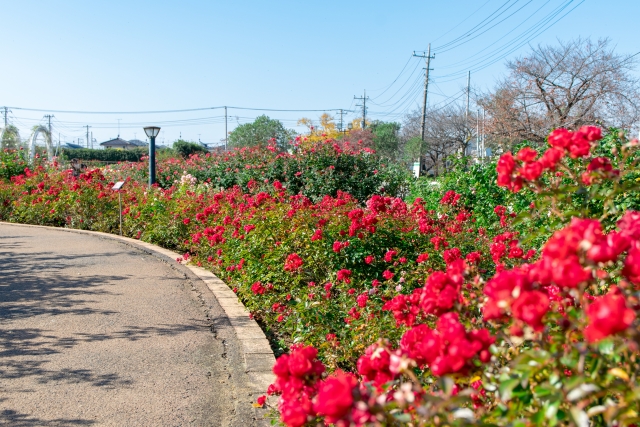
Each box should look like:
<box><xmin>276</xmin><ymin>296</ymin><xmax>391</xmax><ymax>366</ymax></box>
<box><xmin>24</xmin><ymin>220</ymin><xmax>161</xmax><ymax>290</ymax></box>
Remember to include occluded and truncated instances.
<box><xmin>172</xmin><ymin>140</ymin><xmax>209</xmax><ymax>158</ymax></box>
<box><xmin>0</xmin><ymin>148</ymin><xmax>29</xmax><ymax>181</ymax></box>
<box><xmin>60</xmin><ymin>147</ymin><xmax>148</xmax><ymax>162</ymax></box>
<box><xmin>107</xmin><ymin>139</ymin><xmax>413</xmax><ymax>202</ymax></box>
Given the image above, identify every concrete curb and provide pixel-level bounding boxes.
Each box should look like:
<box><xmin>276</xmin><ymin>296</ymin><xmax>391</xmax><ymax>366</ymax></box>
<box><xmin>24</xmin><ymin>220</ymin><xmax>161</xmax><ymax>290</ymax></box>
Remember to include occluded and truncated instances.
<box><xmin>0</xmin><ymin>222</ymin><xmax>276</xmax><ymax>396</ymax></box>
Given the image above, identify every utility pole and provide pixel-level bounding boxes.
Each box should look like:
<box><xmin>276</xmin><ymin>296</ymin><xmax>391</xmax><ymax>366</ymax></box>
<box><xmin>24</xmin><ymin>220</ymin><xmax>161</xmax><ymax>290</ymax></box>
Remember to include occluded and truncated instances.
<box><xmin>224</xmin><ymin>106</ymin><xmax>228</xmax><ymax>151</ymax></box>
<box><xmin>413</xmin><ymin>44</ymin><xmax>435</xmax><ymax>141</ymax></box>
<box><xmin>85</xmin><ymin>125</ymin><xmax>91</xmax><ymax>149</ymax></box>
<box><xmin>3</xmin><ymin>106</ymin><xmax>9</xmax><ymax>127</ymax></box>
<box><xmin>465</xmin><ymin>71</ymin><xmax>472</xmax><ymax>153</ymax></box>
<box><xmin>466</xmin><ymin>71</ymin><xmax>471</xmax><ymax>121</ymax></box>
<box><xmin>482</xmin><ymin>108</ymin><xmax>486</xmax><ymax>159</ymax></box>
<box><xmin>476</xmin><ymin>109</ymin><xmax>480</xmax><ymax>157</ymax></box>
<box><xmin>354</xmin><ymin>91</ymin><xmax>369</xmax><ymax>129</ymax></box>
<box><xmin>338</xmin><ymin>109</ymin><xmax>345</xmax><ymax>133</ymax></box>
<box><xmin>91</xmin><ymin>131</ymin><xmax>94</xmax><ymax>149</ymax></box>
<box><xmin>44</xmin><ymin>114</ymin><xmax>54</xmax><ymax>139</ymax></box>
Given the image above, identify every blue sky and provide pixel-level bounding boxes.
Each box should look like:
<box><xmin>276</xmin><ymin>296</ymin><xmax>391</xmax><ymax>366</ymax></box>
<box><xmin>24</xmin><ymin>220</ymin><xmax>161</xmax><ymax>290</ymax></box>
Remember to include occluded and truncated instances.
<box><xmin>1</xmin><ymin>0</ymin><xmax>638</xmax><ymax>146</ymax></box>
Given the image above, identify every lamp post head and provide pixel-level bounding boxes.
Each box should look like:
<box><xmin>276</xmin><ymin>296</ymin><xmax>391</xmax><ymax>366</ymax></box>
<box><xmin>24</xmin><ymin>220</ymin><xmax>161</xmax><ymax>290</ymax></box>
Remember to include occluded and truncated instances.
<box><xmin>144</xmin><ymin>126</ymin><xmax>161</xmax><ymax>138</ymax></box>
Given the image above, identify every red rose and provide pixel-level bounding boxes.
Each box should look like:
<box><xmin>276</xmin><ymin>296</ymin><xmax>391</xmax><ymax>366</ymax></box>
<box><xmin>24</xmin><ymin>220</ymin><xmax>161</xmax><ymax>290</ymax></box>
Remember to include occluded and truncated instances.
<box><xmin>496</xmin><ymin>152</ymin><xmax>516</xmax><ymax>188</ymax></box>
<box><xmin>400</xmin><ymin>324</ymin><xmax>442</xmax><ymax>367</ymax></box>
<box><xmin>520</xmin><ymin>161</ymin><xmax>543</xmax><ymax>181</ymax></box>
<box><xmin>623</xmin><ymin>245</ymin><xmax>640</xmax><ymax>285</ymax></box>
<box><xmin>384</xmin><ymin>250</ymin><xmax>397</xmax><ymax>262</ymax></box>
<box><xmin>577</xmin><ymin>125</ymin><xmax>602</xmax><ymax>142</ymax></box>
<box><xmin>511</xmin><ymin>290</ymin><xmax>550</xmax><ymax>331</ymax></box>
<box><xmin>617</xmin><ymin>211</ymin><xmax>640</xmax><ymax>240</ymax></box>
<box><xmin>314</xmin><ymin>371</ymin><xmax>357</xmax><ymax>424</ymax></box>
<box><xmin>416</xmin><ymin>253</ymin><xmax>429</xmax><ymax>263</ymax></box>
<box><xmin>284</xmin><ymin>253</ymin><xmax>303</xmax><ymax>272</ymax></box>
<box><xmin>516</xmin><ymin>147</ymin><xmax>538</xmax><ymax>162</ymax></box>
<box><xmin>548</xmin><ymin>128</ymin><xmax>572</xmax><ymax>148</ymax></box>
<box><xmin>539</xmin><ymin>147</ymin><xmax>564</xmax><ymax>170</ymax></box>
<box><xmin>584</xmin><ymin>288</ymin><xmax>635</xmax><ymax>342</ymax></box>
<box><xmin>336</xmin><ymin>269</ymin><xmax>352</xmax><ymax>283</ymax></box>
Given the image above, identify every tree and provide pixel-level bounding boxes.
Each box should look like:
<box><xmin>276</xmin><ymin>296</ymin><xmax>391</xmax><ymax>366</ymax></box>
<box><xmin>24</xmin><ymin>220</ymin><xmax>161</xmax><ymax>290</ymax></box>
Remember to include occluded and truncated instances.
<box><xmin>401</xmin><ymin>106</ymin><xmax>475</xmax><ymax>175</ymax></box>
<box><xmin>370</xmin><ymin>121</ymin><xmax>401</xmax><ymax>160</ymax></box>
<box><xmin>297</xmin><ymin>113</ymin><xmax>342</xmax><ymax>146</ymax></box>
<box><xmin>228</xmin><ymin>115</ymin><xmax>295</xmax><ymax>151</ymax></box>
<box><xmin>483</xmin><ymin>38</ymin><xmax>640</xmax><ymax>148</ymax></box>
<box><xmin>1</xmin><ymin>125</ymin><xmax>22</xmax><ymax>149</ymax></box>
<box><xmin>173</xmin><ymin>139</ymin><xmax>208</xmax><ymax>158</ymax></box>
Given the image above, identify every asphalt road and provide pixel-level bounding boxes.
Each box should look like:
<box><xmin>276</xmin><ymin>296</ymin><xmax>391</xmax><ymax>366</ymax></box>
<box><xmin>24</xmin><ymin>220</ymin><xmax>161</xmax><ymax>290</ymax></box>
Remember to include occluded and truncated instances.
<box><xmin>0</xmin><ymin>224</ymin><xmax>255</xmax><ymax>427</ymax></box>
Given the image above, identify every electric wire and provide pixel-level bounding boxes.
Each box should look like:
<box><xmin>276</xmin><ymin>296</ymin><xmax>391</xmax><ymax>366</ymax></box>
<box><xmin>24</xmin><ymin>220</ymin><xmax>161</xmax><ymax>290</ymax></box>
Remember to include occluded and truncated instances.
<box><xmin>432</xmin><ymin>0</ymin><xmax>583</xmax><ymax>83</ymax></box>
<box><xmin>369</xmin><ymin>59</ymin><xmax>423</xmax><ymax>105</ymax></box>
<box><xmin>369</xmin><ymin>67</ymin><xmax>425</xmax><ymax>108</ymax></box>
<box><xmin>368</xmin><ymin>55</ymin><xmax>414</xmax><ymax>95</ymax></box>
<box><xmin>8</xmin><ymin>105</ymin><xmax>348</xmax><ymax>115</ymax></box>
<box><xmin>436</xmin><ymin>0</ymin><xmax>554</xmax><ymax>70</ymax></box>
<box><xmin>431</xmin><ymin>0</ymin><xmax>493</xmax><ymax>44</ymax></box>
<box><xmin>434</xmin><ymin>0</ymin><xmax>517</xmax><ymax>51</ymax></box>
<box><xmin>434</xmin><ymin>0</ymin><xmax>534</xmax><ymax>54</ymax></box>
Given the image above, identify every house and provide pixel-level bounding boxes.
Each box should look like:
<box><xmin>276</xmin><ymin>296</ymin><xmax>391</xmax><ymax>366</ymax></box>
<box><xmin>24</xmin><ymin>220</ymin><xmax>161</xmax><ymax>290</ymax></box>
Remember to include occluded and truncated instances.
<box><xmin>99</xmin><ymin>137</ymin><xmax>167</xmax><ymax>150</ymax></box>
<box><xmin>100</xmin><ymin>137</ymin><xmax>134</xmax><ymax>150</ymax></box>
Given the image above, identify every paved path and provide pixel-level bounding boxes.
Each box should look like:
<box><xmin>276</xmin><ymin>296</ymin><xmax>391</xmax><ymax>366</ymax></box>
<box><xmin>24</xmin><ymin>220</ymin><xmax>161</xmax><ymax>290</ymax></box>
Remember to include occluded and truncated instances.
<box><xmin>0</xmin><ymin>224</ymin><xmax>257</xmax><ymax>427</ymax></box>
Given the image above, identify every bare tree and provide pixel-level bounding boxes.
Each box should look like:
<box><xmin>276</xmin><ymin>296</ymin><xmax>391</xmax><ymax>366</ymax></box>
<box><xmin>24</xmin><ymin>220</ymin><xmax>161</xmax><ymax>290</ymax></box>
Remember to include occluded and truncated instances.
<box><xmin>402</xmin><ymin>106</ymin><xmax>475</xmax><ymax>175</ymax></box>
<box><xmin>483</xmin><ymin>38</ymin><xmax>640</xmax><ymax>148</ymax></box>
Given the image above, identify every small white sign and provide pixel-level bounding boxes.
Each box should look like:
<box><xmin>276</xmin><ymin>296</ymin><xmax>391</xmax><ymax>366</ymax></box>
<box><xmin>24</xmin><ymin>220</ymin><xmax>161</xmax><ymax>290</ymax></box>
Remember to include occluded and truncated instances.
<box><xmin>112</xmin><ymin>181</ymin><xmax>125</xmax><ymax>191</ymax></box>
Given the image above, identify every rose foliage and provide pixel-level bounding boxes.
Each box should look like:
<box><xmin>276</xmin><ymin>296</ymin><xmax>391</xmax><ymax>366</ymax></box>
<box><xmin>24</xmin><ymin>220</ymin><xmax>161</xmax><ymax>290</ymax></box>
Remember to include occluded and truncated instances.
<box><xmin>2</xmin><ymin>129</ymin><xmax>640</xmax><ymax>426</ymax></box>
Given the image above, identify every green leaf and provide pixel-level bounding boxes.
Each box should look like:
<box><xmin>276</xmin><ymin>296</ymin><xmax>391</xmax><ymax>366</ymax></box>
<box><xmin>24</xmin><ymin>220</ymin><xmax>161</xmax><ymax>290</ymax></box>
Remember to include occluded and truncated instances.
<box><xmin>499</xmin><ymin>378</ymin><xmax>520</xmax><ymax>402</ymax></box>
<box><xmin>598</xmin><ymin>339</ymin><xmax>614</xmax><ymax>355</ymax></box>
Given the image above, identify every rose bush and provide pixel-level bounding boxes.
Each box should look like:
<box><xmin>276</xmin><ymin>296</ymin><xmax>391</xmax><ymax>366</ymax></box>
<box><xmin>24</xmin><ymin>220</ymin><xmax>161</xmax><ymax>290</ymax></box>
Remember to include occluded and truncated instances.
<box><xmin>105</xmin><ymin>137</ymin><xmax>412</xmax><ymax>202</ymax></box>
<box><xmin>2</xmin><ymin>128</ymin><xmax>640</xmax><ymax>426</ymax></box>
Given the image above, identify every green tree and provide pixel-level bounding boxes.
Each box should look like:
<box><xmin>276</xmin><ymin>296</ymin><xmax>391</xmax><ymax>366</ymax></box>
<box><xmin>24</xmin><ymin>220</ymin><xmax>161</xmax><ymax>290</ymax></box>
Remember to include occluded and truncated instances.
<box><xmin>1</xmin><ymin>125</ymin><xmax>22</xmax><ymax>149</ymax></box>
<box><xmin>228</xmin><ymin>115</ymin><xmax>294</xmax><ymax>151</ymax></box>
<box><xmin>403</xmin><ymin>136</ymin><xmax>426</xmax><ymax>163</ymax></box>
<box><xmin>173</xmin><ymin>139</ymin><xmax>208</xmax><ymax>158</ymax></box>
<box><xmin>370</xmin><ymin>121</ymin><xmax>400</xmax><ymax>159</ymax></box>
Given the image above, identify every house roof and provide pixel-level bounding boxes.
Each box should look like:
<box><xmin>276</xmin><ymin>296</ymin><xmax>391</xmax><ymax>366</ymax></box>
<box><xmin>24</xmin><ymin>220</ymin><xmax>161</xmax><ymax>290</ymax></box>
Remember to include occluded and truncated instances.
<box><xmin>63</xmin><ymin>142</ymin><xmax>84</xmax><ymax>149</ymax></box>
<box><xmin>128</xmin><ymin>139</ymin><xmax>148</xmax><ymax>147</ymax></box>
<box><xmin>100</xmin><ymin>137</ymin><xmax>131</xmax><ymax>147</ymax></box>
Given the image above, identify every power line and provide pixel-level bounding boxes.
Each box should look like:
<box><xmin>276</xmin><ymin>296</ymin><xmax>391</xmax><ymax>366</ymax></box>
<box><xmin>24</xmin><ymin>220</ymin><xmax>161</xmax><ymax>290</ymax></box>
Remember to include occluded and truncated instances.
<box><xmin>436</xmin><ymin>0</ymin><xmax>554</xmax><ymax>70</ymax></box>
<box><xmin>8</xmin><ymin>105</ymin><xmax>348</xmax><ymax>115</ymax></box>
<box><xmin>434</xmin><ymin>0</ymin><xmax>516</xmax><ymax>51</ymax></box>
<box><xmin>432</xmin><ymin>0</ymin><xmax>584</xmax><ymax>83</ymax></box>
<box><xmin>434</xmin><ymin>0</ymin><xmax>535</xmax><ymax>54</ymax></box>
<box><xmin>369</xmin><ymin>67</ymin><xmax>424</xmax><ymax>108</ymax></box>
<box><xmin>368</xmin><ymin>55</ymin><xmax>414</xmax><ymax>95</ymax></box>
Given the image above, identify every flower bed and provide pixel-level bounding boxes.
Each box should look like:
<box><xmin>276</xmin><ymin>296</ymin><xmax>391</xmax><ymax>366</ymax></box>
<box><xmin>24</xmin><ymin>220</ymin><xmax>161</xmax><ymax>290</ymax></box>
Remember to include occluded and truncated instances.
<box><xmin>2</xmin><ymin>128</ymin><xmax>640</xmax><ymax>426</ymax></box>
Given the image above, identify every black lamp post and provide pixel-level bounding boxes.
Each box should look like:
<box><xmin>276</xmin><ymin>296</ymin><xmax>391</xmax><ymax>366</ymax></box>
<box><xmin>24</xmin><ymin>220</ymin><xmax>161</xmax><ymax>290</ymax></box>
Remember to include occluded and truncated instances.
<box><xmin>143</xmin><ymin>126</ymin><xmax>161</xmax><ymax>187</ymax></box>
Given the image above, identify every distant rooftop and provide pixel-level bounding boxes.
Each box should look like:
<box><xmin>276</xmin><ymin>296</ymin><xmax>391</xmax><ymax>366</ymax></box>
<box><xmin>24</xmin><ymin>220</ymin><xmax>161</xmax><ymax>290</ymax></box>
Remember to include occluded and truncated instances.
<box><xmin>100</xmin><ymin>137</ymin><xmax>145</xmax><ymax>150</ymax></box>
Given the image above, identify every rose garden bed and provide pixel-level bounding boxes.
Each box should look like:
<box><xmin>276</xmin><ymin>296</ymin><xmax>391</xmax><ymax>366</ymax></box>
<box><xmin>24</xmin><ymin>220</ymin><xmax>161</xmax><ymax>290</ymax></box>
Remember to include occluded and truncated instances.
<box><xmin>2</xmin><ymin>128</ymin><xmax>640</xmax><ymax>426</ymax></box>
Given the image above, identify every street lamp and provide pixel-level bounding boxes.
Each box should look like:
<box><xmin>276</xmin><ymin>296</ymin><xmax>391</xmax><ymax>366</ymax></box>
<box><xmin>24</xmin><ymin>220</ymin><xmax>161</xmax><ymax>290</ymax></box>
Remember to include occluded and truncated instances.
<box><xmin>143</xmin><ymin>126</ymin><xmax>161</xmax><ymax>187</ymax></box>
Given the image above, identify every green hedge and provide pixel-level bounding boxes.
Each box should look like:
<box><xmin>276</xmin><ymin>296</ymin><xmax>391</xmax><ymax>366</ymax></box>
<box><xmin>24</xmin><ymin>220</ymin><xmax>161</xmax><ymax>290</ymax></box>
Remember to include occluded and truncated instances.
<box><xmin>60</xmin><ymin>148</ymin><xmax>148</xmax><ymax>162</ymax></box>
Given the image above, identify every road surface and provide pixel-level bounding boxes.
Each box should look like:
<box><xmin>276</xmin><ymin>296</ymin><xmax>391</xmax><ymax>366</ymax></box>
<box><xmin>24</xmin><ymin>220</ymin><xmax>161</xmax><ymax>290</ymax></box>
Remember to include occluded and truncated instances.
<box><xmin>0</xmin><ymin>224</ymin><xmax>257</xmax><ymax>426</ymax></box>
